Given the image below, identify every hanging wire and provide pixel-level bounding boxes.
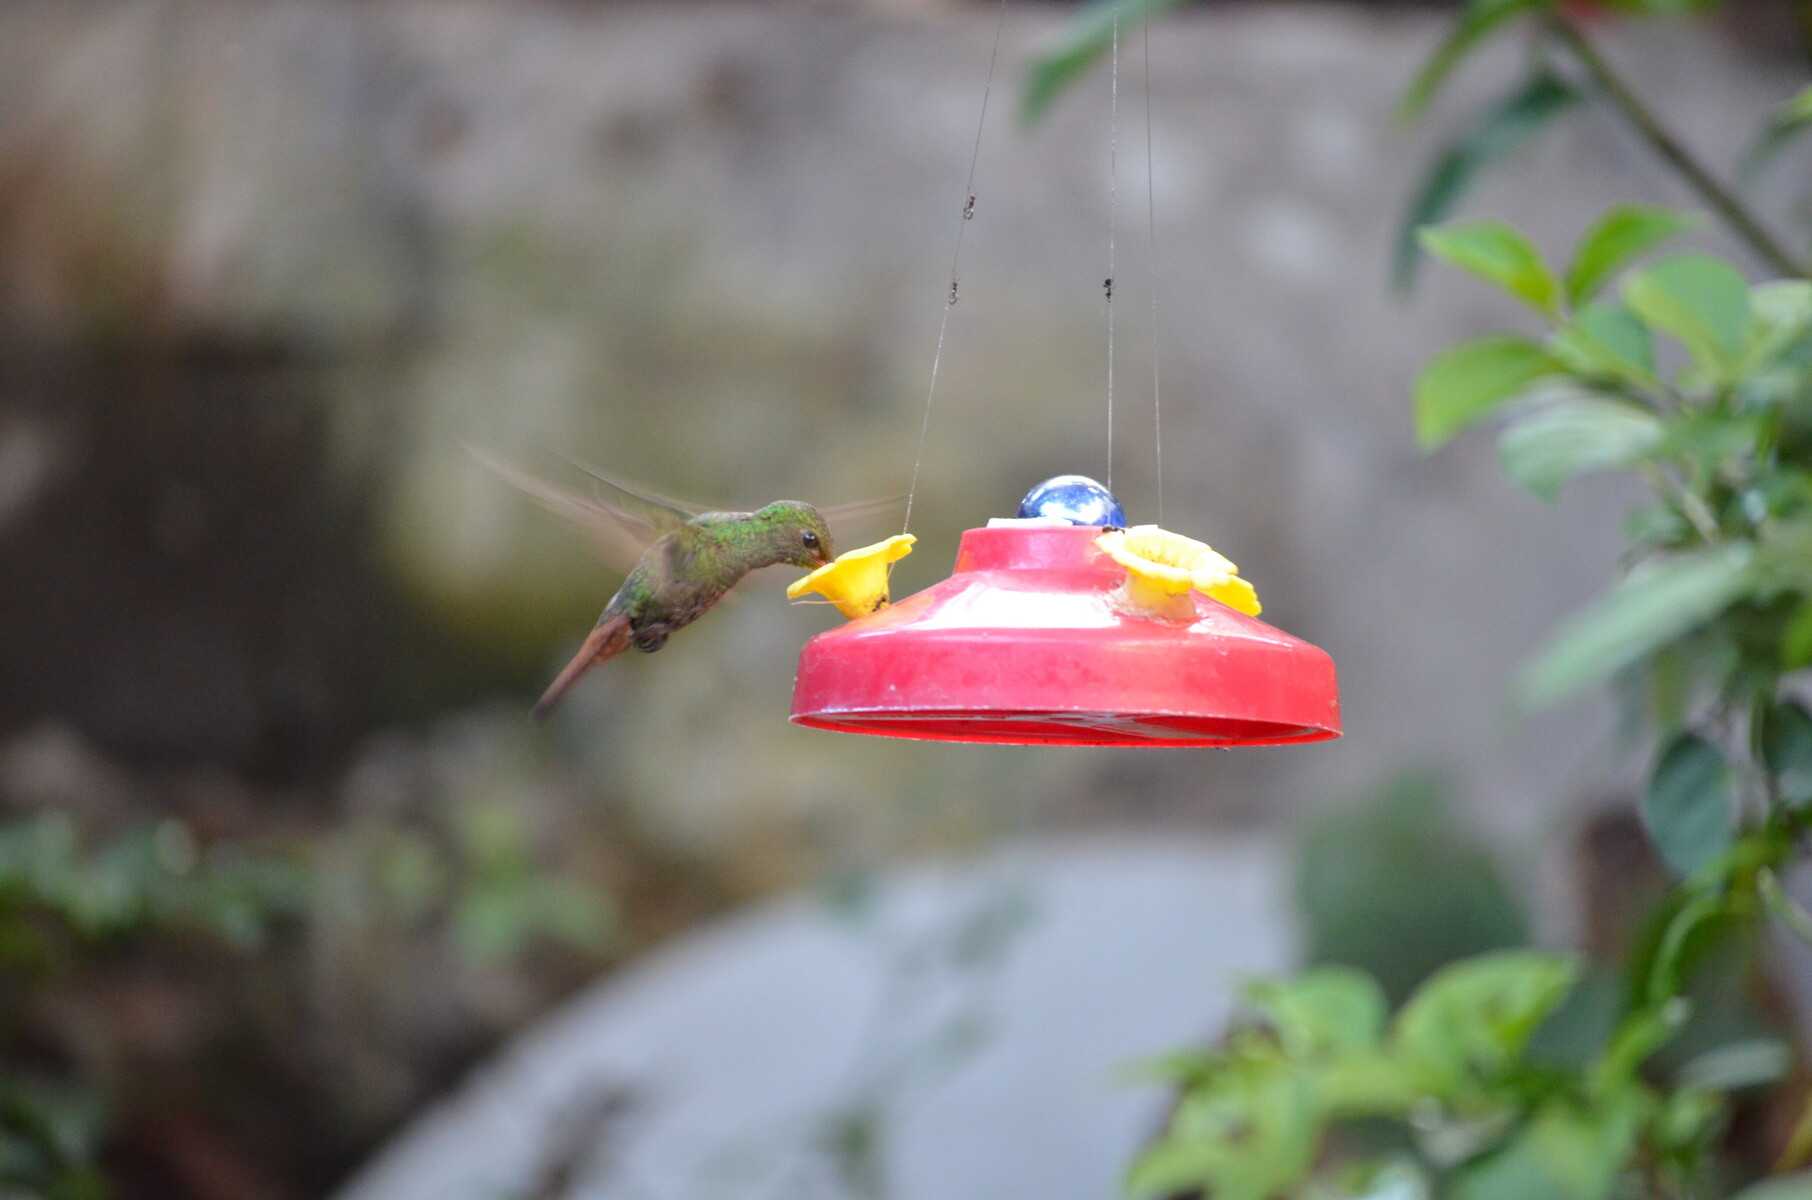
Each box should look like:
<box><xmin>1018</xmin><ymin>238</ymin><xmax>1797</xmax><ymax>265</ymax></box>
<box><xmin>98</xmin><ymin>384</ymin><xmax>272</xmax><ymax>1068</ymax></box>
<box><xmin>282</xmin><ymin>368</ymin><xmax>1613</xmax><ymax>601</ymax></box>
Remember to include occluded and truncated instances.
<box><xmin>901</xmin><ymin>0</ymin><xmax>1010</xmax><ymax>537</ymax></box>
<box><xmin>1104</xmin><ymin>15</ymin><xmax>1120</xmax><ymax>494</ymax></box>
<box><xmin>1143</xmin><ymin>21</ymin><xmax>1163</xmax><ymax>525</ymax></box>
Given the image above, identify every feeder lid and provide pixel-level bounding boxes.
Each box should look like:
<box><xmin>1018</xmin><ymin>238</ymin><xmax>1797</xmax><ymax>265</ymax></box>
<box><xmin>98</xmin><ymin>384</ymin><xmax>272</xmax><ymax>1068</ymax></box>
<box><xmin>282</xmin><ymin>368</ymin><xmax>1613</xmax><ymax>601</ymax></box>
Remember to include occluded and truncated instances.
<box><xmin>790</xmin><ymin>524</ymin><xmax>1341</xmax><ymax>747</ymax></box>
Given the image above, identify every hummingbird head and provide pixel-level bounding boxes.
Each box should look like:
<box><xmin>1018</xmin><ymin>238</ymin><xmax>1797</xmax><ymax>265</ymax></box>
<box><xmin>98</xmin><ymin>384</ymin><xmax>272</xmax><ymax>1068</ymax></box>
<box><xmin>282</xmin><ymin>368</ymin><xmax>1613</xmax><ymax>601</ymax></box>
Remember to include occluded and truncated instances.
<box><xmin>755</xmin><ymin>501</ymin><xmax>835</xmax><ymax>569</ymax></box>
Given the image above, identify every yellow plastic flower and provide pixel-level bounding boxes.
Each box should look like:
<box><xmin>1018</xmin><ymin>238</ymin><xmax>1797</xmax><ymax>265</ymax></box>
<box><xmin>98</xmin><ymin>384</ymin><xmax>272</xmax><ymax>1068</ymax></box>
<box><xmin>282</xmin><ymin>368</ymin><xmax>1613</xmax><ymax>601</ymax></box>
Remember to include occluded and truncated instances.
<box><xmin>1096</xmin><ymin>525</ymin><xmax>1262</xmax><ymax>619</ymax></box>
<box><xmin>787</xmin><ymin>534</ymin><xmax>917</xmax><ymax>619</ymax></box>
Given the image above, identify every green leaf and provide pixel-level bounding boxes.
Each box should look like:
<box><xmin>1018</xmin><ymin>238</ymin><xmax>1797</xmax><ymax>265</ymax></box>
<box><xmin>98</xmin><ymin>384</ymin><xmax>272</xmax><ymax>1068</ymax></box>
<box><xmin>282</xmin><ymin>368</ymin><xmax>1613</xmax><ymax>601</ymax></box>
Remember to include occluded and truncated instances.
<box><xmin>1448</xmin><ymin>1095</ymin><xmax>1645</xmax><ymax>1200</ymax></box>
<box><xmin>1415</xmin><ymin>336</ymin><xmax>1561</xmax><ymax>450</ymax></box>
<box><xmin>1394</xmin><ymin>71</ymin><xmax>1581</xmax><ymax>292</ymax></box>
<box><xmin>1623</xmin><ymin>255</ymin><xmax>1752</xmax><ymax>378</ymax></box>
<box><xmin>1393</xmin><ymin>951</ymin><xmax>1580</xmax><ymax>1097</ymax></box>
<box><xmin>1642</xmin><ymin>732</ymin><xmax>1733</xmax><ymax>878</ymax></box>
<box><xmin>1564</xmin><ymin>205</ymin><xmax>1697</xmax><ymax>308</ymax></box>
<box><xmin>1516</xmin><ymin>544</ymin><xmax>1758</xmax><ymax>708</ymax></box>
<box><xmin>1758</xmin><ymin>523</ymin><xmax>1812</xmax><ymax>596</ymax></box>
<box><xmin>1761</xmin><ymin>699</ymin><xmax>1812</xmax><ymax>807</ymax></box>
<box><xmin>1421</xmin><ymin>220</ymin><xmax>1561</xmax><ymax>316</ymax></box>
<box><xmin>1747</xmin><ymin>280</ymin><xmax>1812</xmax><ymax>370</ymax></box>
<box><xmin>1550</xmin><ymin>302</ymin><xmax>1656</xmax><ymax>384</ymax></box>
<box><xmin>1245</xmin><ymin>968</ymin><xmax>1388</xmax><ymax>1057</ymax></box>
<box><xmin>1498</xmin><ymin>397</ymin><xmax>1663</xmax><ymax>501</ymax></box>
<box><xmin>1020</xmin><ymin>0</ymin><xmax>1184</xmax><ymax>126</ymax></box>
<box><xmin>1656</xmin><ymin>409</ymin><xmax>1768</xmax><ymax>470</ymax></box>
<box><xmin>1751</xmin><ymin>280</ymin><xmax>1812</xmax><ymax>333</ymax></box>
<box><xmin>1785</xmin><ymin>600</ymin><xmax>1812</xmax><ymax>670</ymax></box>
<box><xmin>1676</xmin><ymin>1038</ymin><xmax>1791</xmax><ymax>1091</ymax></box>
<box><xmin>1623</xmin><ymin>502</ymin><xmax>1689</xmax><ymax>553</ymax></box>
<box><xmin>1652</xmin><ymin>1086</ymin><xmax>1727</xmax><ymax>1156</ymax></box>
<box><xmin>1125</xmin><ymin>1067</ymin><xmax>1317</xmax><ymax>1198</ymax></box>
<box><xmin>1740</xmin><ymin>85</ymin><xmax>1812</xmax><ymax>182</ymax></box>
<box><xmin>1398</xmin><ymin>0</ymin><xmax>1551</xmax><ymax>121</ymax></box>
<box><xmin>1613</xmin><ymin>627</ymin><xmax>1739</xmax><ymax>743</ymax></box>
<box><xmin>1125</xmin><ymin>1139</ymin><xmax>1231</xmax><ymax>1198</ymax></box>
<box><xmin>1523</xmin><ymin>968</ymin><xmax>1622</xmax><ymax>1073</ymax></box>
<box><xmin>1314</xmin><ymin>1050</ymin><xmax>1426</xmax><ymax>1118</ymax></box>
<box><xmin>1759</xmin><ymin>867</ymin><xmax>1812</xmax><ymax>949</ymax></box>
<box><xmin>1117</xmin><ymin>1048</ymin><xmax>1221</xmax><ymax>1085</ymax></box>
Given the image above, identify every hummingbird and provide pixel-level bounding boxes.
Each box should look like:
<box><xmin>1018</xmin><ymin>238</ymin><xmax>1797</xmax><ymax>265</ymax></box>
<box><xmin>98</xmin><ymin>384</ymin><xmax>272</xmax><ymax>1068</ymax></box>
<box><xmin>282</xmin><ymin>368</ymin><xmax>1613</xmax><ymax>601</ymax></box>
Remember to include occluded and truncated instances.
<box><xmin>469</xmin><ymin>448</ymin><xmax>897</xmax><ymax>717</ymax></box>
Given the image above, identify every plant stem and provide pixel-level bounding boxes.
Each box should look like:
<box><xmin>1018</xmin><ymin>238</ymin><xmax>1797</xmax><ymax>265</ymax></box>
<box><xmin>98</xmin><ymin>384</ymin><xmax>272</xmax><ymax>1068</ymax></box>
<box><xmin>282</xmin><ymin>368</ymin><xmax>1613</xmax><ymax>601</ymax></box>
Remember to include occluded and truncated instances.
<box><xmin>1640</xmin><ymin>464</ymin><xmax>1720</xmax><ymax>542</ymax></box>
<box><xmin>1548</xmin><ymin>15</ymin><xmax>1812</xmax><ymax>280</ymax></box>
<box><xmin>1750</xmin><ymin>692</ymin><xmax>1784</xmax><ymax>816</ymax></box>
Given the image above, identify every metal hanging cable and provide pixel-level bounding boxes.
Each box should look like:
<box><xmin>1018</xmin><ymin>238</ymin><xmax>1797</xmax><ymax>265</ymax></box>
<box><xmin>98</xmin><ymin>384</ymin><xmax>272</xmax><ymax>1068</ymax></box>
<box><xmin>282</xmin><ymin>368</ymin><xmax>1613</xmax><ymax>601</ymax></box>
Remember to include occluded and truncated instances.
<box><xmin>901</xmin><ymin>0</ymin><xmax>1010</xmax><ymax>537</ymax></box>
<box><xmin>1104</xmin><ymin>14</ymin><xmax>1121</xmax><ymax>494</ymax></box>
<box><xmin>1143</xmin><ymin>20</ymin><xmax>1163</xmax><ymax>525</ymax></box>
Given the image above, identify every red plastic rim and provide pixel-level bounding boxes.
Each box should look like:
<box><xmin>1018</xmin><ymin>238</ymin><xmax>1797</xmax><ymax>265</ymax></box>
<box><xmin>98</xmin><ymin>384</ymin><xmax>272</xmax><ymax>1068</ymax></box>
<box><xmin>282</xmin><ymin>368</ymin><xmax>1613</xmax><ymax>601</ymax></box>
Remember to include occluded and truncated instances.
<box><xmin>789</xmin><ymin>524</ymin><xmax>1342</xmax><ymax>748</ymax></box>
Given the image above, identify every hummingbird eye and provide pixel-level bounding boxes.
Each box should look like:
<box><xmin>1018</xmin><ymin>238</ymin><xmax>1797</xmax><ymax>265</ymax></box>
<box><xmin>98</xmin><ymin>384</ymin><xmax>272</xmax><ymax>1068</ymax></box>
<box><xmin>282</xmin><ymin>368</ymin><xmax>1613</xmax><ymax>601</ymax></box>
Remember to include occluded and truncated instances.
<box><xmin>801</xmin><ymin>530</ymin><xmax>820</xmax><ymax>549</ymax></box>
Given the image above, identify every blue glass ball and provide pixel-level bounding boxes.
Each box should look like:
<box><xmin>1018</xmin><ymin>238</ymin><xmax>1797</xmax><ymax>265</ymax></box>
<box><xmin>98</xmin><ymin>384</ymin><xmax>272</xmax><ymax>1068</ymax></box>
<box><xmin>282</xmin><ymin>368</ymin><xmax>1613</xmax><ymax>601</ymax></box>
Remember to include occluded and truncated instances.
<box><xmin>1016</xmin><ymin>474</ymin><xmax>1127</xmax><ymax>527</ymax></box>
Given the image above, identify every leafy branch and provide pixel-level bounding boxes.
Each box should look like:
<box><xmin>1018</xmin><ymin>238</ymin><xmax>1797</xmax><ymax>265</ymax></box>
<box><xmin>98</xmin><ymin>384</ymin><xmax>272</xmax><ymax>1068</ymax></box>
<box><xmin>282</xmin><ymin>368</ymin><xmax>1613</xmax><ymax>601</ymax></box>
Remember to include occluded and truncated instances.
<box><xmin>1390</xmin><ymin>0</ymin><xmax>1812</xmax><ymax>287</ymax></box>
<box><xmin>1011</xmin><ymin>1</ymin><xmax>1812</xmax><ymax>1193</ymax></box>
<box><xmin>1133</xmin><ymin>197</ymin><xmax>1812</xmax><ymax>1196</ymax></box>
<box><xmin>1023</xmin><ymin>0</ymin><xmax>1812</xmax><ymax>285</ymax></box>
<box><xmin>1542</xmin><ymin>15</ymin><xmax>1811</xmax><ymax>280</ymax></box>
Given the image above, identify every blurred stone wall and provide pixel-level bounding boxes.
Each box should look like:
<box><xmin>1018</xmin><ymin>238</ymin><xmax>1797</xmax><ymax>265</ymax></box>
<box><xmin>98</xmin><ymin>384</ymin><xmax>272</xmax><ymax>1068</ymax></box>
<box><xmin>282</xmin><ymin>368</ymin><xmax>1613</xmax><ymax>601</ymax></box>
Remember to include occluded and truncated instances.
<box><xmin>3</xmin><ymin>0</ymin><xmax>1809</xmax><ymax>860</ymax></box>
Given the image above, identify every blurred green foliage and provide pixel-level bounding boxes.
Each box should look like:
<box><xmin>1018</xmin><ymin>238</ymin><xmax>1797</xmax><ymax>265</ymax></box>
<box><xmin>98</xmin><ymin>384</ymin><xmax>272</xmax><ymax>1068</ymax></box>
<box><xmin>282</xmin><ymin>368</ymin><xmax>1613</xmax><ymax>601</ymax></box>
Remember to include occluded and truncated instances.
<box><xmin>1295</xmin><ymin>772</ymin><xmax>1528</xmax><ymax>1007</ymax></box>
<box><xmin>1129</xmin><ymin>952</ymin><xmax>1794</xmax><ymax>1197</ymax></box>
<box><xmin>0</xmin><ymin>793</ymin><xmax>615</xmax><ymax>1195</ymax></box>
<box><xmin>447</xmin><ymin>800</ymin><xmax>613</xmax><ymax>966</ymax></box>
<box><xmin>1026</xmin><ymin>0</ymin><xmax>1812</xmax><ymax>284</ymax></box>
<box><xmin>0</xmin><ymin>1076</ymin><xmax>108</xmax><ymax>1200</ymax></box>
<box><xmin>1085</xmin><ymin>0</ymin><xmax>1812</xmax><ymax>1185</ymax></box>
<box><xmin>1135</xmin><ymin>203</ymin><xmax>1812</xmax><ymax>1197</ymax></box>
<box><xmin>1019</xmin><ymin>0</ymin><xmax>1183</xmax><ymax>125</ymax></box>
<box><xmin>1413</xmin><ymin>221</ymin><xmax>1812</xmax><ymax>713</ymax></box>
<box><xmin>0</xmin><ymin>815</ymin><xmax>308</xmax><ymax>956</ymax></box>
<box><xmin>0</xmin><ymin>815</ymin><xmax>308</xmax><ymax>1198</ymax></box>
<box><xmin>320</xmin><ymin>793</ymin><xmax>616</xmax><ymax>968</ymax></box>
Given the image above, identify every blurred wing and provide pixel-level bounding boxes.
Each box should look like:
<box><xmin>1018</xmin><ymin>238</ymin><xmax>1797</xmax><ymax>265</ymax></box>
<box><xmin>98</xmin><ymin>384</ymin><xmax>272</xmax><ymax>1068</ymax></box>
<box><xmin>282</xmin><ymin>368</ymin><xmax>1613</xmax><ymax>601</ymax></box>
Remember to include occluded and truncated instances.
<box><xmin>820</xmin><ymin>495</ymin><xmax>907</xmax><ymax>549</ymax></box>
<box><xmin>562</xmin><ymin>455</ymin><xmax>905</xmax><ymax>548</ymax></box>
<box><xmin>472</xmin><ymin>443</ymin><xmax>909</xmax><ymax>599</ymax></box>
<box><xmin>555</xmin><ymin>452</ymin><xmax>708</xmax><ymax>540</ymax></box>
<box><xmin>465</xmin><ymin>445</ymin><xmax>657</xmax><ymax>575</ymax></box>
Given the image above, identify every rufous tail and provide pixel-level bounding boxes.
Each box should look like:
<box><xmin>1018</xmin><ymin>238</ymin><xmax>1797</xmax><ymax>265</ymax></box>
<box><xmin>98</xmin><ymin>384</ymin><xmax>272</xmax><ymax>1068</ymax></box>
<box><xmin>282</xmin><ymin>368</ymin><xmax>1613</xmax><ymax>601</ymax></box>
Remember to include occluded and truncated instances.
<box><xmin>533</xmin><ymin>615</ymin><xmax>633</xmax><ymax>719</ymax></box>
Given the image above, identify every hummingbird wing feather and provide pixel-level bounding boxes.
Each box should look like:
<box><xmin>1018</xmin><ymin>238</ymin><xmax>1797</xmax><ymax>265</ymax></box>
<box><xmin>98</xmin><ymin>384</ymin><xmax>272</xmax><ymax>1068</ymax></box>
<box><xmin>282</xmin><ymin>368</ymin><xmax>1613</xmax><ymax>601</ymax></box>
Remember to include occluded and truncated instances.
<box><xmin>561</xmin><ymin>455</ymin><xmax>906</xmax><ymax>548</ymax></box>
<box><xmin>554</xmin><ymin>452</ymin><xmax>709</xmax><ymax>539</ymax></box>
<box><xmin>818</xmin><ymin>496</ymin><xmax>905</xmax><ymax>522</ymax></box>
<box><xmin>471</xmin><ymin>444</ymin><xmax>908</xmax><ymax>600</ymax></box>
<box><xmin>465</xmin><ymin>445</ymin><xmax>655</xmax><ymax>573</ymax></box>
<box><xmin>819</xmin><ymin>496</ymin><xmax>906</xmax><ymax>551</ymax></box>
<box><xmin>818</xmin><ymin>495</ymin><xmax>907</xmax><ymax>542</ymax></box>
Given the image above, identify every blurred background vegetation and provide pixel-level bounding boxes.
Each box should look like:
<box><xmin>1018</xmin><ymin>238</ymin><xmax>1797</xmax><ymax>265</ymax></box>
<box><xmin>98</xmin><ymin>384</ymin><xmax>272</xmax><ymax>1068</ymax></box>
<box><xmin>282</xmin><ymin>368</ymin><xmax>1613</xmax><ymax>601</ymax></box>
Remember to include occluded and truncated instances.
<box><xmin>1</xmin><ymin>0</ymin><xmax>1810</xmax><ymax>1196</ymax></box>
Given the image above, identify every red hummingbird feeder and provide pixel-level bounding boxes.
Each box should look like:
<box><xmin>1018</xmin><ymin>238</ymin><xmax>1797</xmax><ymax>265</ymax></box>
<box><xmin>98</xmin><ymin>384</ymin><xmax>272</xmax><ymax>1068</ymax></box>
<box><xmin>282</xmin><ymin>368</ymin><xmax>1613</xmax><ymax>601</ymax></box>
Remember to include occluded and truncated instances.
<box><xmin>784</xmin><ymin>19</ymin><xmax>1342</xmax><ymax>748</ymax></box>
<box><xmin>789</xmin><ymin>517</ymin><xmax>1341</xmax><ymax>749</ymax></box>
